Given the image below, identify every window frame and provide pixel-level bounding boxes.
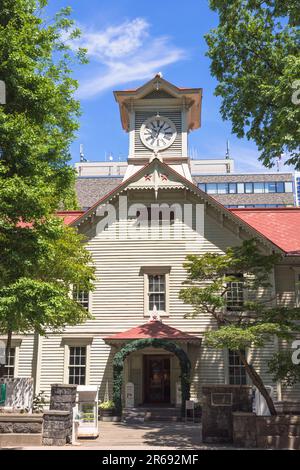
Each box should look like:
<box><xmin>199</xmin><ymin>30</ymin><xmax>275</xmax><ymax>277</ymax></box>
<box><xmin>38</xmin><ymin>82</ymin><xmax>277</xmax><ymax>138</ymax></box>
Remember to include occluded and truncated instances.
<box><xmin>293</xmin><ymin>268</ymin><xmax>300</xmax><ymax>307</ymax></box>
<box><xmin>4</xmin><ymin>347</ymin><xmax>16</xmax><ymax>379</ymax></box>
<box><xmin>141</xmin><ymin>266</ymin><xmax>171</xmax><ymax>317</ymax></box>
<box><xmin>226</xmin><ymin>349</ymin><xmax>248</xmax><ymax>385</ymax></box>
<box><xmin>68</xmin><ymin>346</ymin><xmax>87</xmax><ymax>386</ymax></box>
<box><xmin>72</xmin><ymin>284</ymin><xmax>91</xmax><ymax>311</ymax></box>
<box><xmin>0</xmin><ymin>339</ymin><xmax>21</xmax><ymax>378</ymax></box>
<box><xmin>226</xmin><ymin>274</ymin><xmax>244</xmax><ymax>311</ymax></box>
<box><xmin>63</xmin><ymin>339</ymin><xmax>92</xmax><ymax>385</ymax></box>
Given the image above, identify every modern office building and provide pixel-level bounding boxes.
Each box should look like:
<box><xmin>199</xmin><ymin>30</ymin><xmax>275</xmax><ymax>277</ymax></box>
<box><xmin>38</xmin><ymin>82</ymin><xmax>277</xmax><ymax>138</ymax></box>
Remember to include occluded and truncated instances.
<box><xmin>294</xmin><ymin>172</ymin><xmax>300</xmax><ymax>206</ymax></box>
<box><xmin>75</xmin><ymin>160</ymin><xmax>295</xmax><ymax>210</ymax></box>
<box><xmin>193</xmin><ymin>173</ymin><xmax>295</xmax><ymax>208</ymax></box>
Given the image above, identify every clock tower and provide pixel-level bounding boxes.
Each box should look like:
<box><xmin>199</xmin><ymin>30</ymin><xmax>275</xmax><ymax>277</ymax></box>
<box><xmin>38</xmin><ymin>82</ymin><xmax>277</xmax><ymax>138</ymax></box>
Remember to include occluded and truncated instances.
<box><xmin>114</xmin><ymin>74</ymin><xmax>202</xmax><ymax>181</ymax></box>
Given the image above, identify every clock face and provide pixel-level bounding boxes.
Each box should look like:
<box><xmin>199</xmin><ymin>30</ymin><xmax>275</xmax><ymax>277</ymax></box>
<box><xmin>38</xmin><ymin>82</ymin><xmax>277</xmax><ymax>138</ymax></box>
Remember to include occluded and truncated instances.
<box><xmin>140</xmin><ymin>116</ymin><xmax>177</xmax><ymax>151</ymax></box>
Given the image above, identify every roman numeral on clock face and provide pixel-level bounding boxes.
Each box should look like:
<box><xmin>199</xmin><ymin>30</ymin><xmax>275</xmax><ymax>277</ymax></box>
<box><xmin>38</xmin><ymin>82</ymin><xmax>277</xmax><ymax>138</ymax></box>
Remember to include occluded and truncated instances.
<box><xmin>141</xmin><ymin>116</ymin><xmax>176</xmax><ymax>150</ymax></box>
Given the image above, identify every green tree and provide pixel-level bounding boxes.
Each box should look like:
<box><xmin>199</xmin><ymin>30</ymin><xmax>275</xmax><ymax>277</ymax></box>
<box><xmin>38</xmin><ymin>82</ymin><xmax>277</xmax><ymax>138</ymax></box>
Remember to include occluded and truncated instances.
<box><xmin>206</xmin><ymin>0</ymin><xmax>300</xmax><ymax>168</ymax></box>
<box><xmin>179</xmin><ymin>239</ymin><xmax>300</xmax><ymax>415</ymax></box>
<box><xmin>0</xmin><ymin>1</ymin><xmax>93</xmax><ymax>377</ymax></box>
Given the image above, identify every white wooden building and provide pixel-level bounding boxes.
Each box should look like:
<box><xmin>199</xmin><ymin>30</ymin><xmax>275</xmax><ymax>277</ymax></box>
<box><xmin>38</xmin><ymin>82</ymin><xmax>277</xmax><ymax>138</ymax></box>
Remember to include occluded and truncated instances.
<box><xmin>2</xmin><ymin>75</ymin><xmax>300</xmax><ymax>407</ymax></box>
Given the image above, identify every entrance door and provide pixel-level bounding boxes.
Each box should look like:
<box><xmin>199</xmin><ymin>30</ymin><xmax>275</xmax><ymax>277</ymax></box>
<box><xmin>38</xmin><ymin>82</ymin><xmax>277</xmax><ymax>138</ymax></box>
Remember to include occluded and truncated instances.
<box><xmin>144</xmin><ymin>355</ymin><xmax>170</xmax><ymax>404</ymax></box>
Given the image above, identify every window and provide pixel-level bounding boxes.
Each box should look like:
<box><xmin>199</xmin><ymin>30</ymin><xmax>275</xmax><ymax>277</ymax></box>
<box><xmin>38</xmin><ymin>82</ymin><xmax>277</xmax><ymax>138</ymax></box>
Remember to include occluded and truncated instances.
<box><xmin>68</xmin><ymin>346</ymin><xmax>86</xmax><ymax>385</ymax></box>
<box><xmin>206</xmin><ymin>183</ymin><xmax>217</xmax><ymax>194</ymax></box>
<box><xmin>198</xmin><ymin>181</ymin><xmax>288</xmax><ymax>195</ymax></box>
<box><xmin>245</xmin><ymin>182</ymin><xmax>253</xmax><ymax>193</ymax></box>
<box><xmin>228</xmin><ymin>183</ymin><xmax>237</xmax><ymax>194</ymax></box>
<box><xmin>198</xmin><ymin>183</ymin><xmax>206</xmax><ymax>192</ymax></box>
<box><xmin>226</xmin><ymin>275</ymin><xmax>244</xmax><ymax>311</ymax></box>
<box><xmin>142</xmin><ymin>267</ymin><xmax>170</xmax><ymax>316</ymax></box>
<box><xmin>285</xmin><ymin>182</ymin><xmax>293</xmax><ymax>193</ymax></box>
<box><xmin>228</xmin><ymin>349</ymin><xmax>247</xmax><ymax>385</ymax></box>
<box><xmin>4</xmin><ymin>348</ymin><xmax>15</xmax><ymax>378</ymax></box>
<box><xmin>148</xmin><ymin>274</ymin><xmax>166</xmax><ymax>312</ymax></box>
<box><xmin>253</xmin><ymin>182</ymin><xmax>264</xmax><ymax>193</ymax></box>
<box><xmin>293</xmin><ymin>268</ymin><xmax>300</xmax><ymax>307</ymax></box>
<box><xmin>217</xmin><ymin>183</ymin><xmax>228</xmax><ymax>194</ymax></box>
<box><xmin>73</xmin><ymin>285</ymin><xmax>89</xmax><ymax>310</ymax></box>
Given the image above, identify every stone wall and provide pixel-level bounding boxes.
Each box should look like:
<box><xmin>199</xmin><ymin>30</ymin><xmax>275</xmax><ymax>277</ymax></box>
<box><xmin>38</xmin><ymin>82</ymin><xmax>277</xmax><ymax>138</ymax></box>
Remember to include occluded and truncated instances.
<box><xmin>48</xmin><ymin>384</ymin><xmax>77</xmax><ymax>444</ymax></box>
<box><xmin>202</xmin><ymin>385</ymin><xmax>253</xmax><ymax>443</ymax></box>
<box><xmin>0</xmin><ymin>384</ymin><xmax>77</xmax><ymax>447</ymax></box>
<box><xmin>0</xmin><ymin>414</ymin><xmax>43</xmax><ymax>447</ymax></box>
<box><xmin>233</xmin><ymin>412</ymin><xmax>300</xmax><ymax>450</ymax></box>
<box><xmin>42</xmin><ymin>410</ymin><xmax>73</xmax><ymax>446</ymax></box>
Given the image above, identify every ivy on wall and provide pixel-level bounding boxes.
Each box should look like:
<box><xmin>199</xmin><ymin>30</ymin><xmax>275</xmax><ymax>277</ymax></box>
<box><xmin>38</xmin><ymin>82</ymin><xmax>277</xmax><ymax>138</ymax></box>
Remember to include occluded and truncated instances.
<box><xmin>112</xmin><ymin>338</ymin><xmax>191</xmax><ymax>416</ymax></box>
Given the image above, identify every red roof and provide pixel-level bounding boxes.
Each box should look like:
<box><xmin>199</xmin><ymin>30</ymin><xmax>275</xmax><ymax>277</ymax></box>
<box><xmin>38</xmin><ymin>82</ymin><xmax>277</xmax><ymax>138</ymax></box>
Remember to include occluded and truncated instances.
<box><xmin>56</xmin><ymin>211</ymin><xmax>84</xmax><ymax>225</ymax></box>
<box><xmin>105</xmin><ymin>320</ymin><xmax>200</xmax><ymax>342</ymax></box>
<box><xmin>230</xmin><ymin>208</ymin><xmax>300</xmax><ymax>255</ymax></box>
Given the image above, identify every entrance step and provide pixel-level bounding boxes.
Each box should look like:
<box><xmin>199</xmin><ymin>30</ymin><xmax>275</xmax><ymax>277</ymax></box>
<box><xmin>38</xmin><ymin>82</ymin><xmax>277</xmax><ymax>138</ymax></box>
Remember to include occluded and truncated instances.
<box><xmin>123</xmin><ymin>407</ymin><xmax>182</xmax><ymax>423</ymax></box>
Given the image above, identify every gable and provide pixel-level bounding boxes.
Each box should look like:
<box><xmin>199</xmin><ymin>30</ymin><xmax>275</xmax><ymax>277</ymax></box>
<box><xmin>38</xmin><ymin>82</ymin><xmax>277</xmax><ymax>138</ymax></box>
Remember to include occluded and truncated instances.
<box><xmin>71</xmin><ymin>158</ymin><xmax>285</xmax><ymax>256</ymax></box>
<box><xmin>141</xmin><ymin>89</ymin><xmax>176</xmax><ymax>100</ymax></box>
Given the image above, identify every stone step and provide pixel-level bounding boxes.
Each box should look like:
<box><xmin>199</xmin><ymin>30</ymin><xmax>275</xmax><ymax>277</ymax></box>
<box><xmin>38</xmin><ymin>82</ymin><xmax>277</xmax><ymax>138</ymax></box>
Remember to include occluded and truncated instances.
<box><xmin>0</xmin><ymin>433</ymin><xmax>42</xmax><ymax>447</ymax></box>
<box><xmin>123</xmin><ymin>407</ymin><xmax>182</xmax><ymax>422</ymax></box>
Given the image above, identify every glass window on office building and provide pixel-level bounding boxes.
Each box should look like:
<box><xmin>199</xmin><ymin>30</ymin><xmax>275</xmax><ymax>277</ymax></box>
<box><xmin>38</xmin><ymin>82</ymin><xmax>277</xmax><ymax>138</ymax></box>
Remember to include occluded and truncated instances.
<box><xmin>253</xmin><ymin>182</ymin><xmax>264</xmax><ymax>193</ymax></box>
<box><xmin>245</xmin><ymin>183</ymin><xmax>253</xmax><ymax>193</ymax></box>
<box><xmin>206</xmin><ymin>183</ymin><xmax>217</xmax><ymax>194</ymax></box>
<box><xmin>217</xmin><ymin>183</ymin><xmax>228</xmax><ymax>194</ymax></box>
<box><xmin>228</xmin><ymin>183</ymin><xmax>237</xmax><ymax>194</ymax></box>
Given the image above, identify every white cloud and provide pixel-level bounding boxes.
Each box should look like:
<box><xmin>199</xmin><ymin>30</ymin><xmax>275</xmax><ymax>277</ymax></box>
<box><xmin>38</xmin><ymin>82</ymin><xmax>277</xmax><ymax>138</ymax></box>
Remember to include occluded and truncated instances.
<box><xmin>78</xmin><ymin>18</ymin><xmax>149</xmax><ymax>60</ymax></box>
<box><xmin>70</xmin><ymin>18</ymin><xmax>185</xmax><ymax>99</ymax></box>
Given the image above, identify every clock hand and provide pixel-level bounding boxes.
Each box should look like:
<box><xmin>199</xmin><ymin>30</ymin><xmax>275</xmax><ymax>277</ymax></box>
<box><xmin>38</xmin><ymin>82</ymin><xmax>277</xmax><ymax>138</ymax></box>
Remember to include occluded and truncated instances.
<box><xmin>155</xmin><ymin>123</ymin><xmax>165</xmax><ymax>138</ymax></box>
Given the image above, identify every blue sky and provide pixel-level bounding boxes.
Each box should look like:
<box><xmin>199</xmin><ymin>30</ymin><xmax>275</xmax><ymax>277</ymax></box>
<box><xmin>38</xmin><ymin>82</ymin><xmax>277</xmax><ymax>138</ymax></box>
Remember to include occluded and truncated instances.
<box><xmin>46</xmin><ymin>0</ymin><xmax>288</xmax><ymax>173</ymax></box>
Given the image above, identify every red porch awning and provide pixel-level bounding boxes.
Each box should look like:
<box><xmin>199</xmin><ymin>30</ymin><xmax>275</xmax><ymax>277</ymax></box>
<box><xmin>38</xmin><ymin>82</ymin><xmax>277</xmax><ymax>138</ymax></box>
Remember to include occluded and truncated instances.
<box><xmin>104</xmin><ymin>320</ymin><xmax>201</xmax><ymax>344</ymax></box>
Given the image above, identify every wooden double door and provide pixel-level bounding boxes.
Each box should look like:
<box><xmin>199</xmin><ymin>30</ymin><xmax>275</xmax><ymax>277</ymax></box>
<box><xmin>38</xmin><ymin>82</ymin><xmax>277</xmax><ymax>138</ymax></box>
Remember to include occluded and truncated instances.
<box><xmin>144</xmin><ymin>355</ymin><xmax>171</xmax><ymax>404</ymax></box>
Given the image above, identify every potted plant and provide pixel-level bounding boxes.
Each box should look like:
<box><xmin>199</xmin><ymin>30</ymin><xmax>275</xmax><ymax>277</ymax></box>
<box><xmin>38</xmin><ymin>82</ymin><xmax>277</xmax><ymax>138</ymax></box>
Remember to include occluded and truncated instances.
<box><xmin>99</xmin><ymin>400</ymin><xmax>116</xmax><ymax>421</ymax></box>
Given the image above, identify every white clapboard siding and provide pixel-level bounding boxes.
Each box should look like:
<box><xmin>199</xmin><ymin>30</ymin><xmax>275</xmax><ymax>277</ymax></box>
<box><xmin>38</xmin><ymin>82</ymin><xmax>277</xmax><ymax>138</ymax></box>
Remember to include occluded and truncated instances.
<box><xmin>134</xmin><ymin>111</ymin><xmax>182</xmax><ymax>157</ymax></box>
<box><xmin>11</xmin><ymin>190</ymin><xmax>300</xmax><ymax>402</ymax></box>
<box><xmin>275</xmin><ymin>265</ymin><xmax>296</xmax><ymax>307</ymax></box>
<box><xmin>39</xmin><ymin>335</ymin><xmax>65</xmax><ymax>396</ymax></box>
<box><xmin>17</xmin><ymin>336</ymin><xmax>36</xmax><ymax>378</ymax></box>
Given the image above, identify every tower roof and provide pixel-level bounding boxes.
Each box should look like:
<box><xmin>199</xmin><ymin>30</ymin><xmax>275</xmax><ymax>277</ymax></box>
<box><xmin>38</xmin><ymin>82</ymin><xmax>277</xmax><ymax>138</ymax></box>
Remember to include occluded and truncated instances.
<box><xmin>114</xmin><ymin>74</ymin><xmax>202</xmax><ymax>132</ymax></box>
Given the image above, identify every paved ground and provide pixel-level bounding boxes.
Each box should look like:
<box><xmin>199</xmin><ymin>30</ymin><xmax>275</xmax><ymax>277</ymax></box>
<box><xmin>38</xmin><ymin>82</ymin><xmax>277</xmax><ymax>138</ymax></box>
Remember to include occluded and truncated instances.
<box><xmin>79</xmin><ymin>421</ymin><xmax>203</xmax><ymax>450</ymax></box>
<box><xmin>0</xmin><ymin>422</ymin><xmax>238</xmax><ymax>450</ymax></box>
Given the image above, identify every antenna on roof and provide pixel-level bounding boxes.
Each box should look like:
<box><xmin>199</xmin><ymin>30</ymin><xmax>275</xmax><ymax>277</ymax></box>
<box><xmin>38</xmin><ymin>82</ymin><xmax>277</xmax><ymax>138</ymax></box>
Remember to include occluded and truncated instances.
<box><xmin>225</xmin><ymin>140</ymin><xmax>230</xmax><ymax>159</ymax></box>
<box><xmin>276</xmin><ymin>153</ymin><xmax>283</xmax><ymax>172</ymax></box>
<box><xmin>80</xmin><ymin>144</ymin><xmax>87</xmax><ymax>162</ymax></box>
